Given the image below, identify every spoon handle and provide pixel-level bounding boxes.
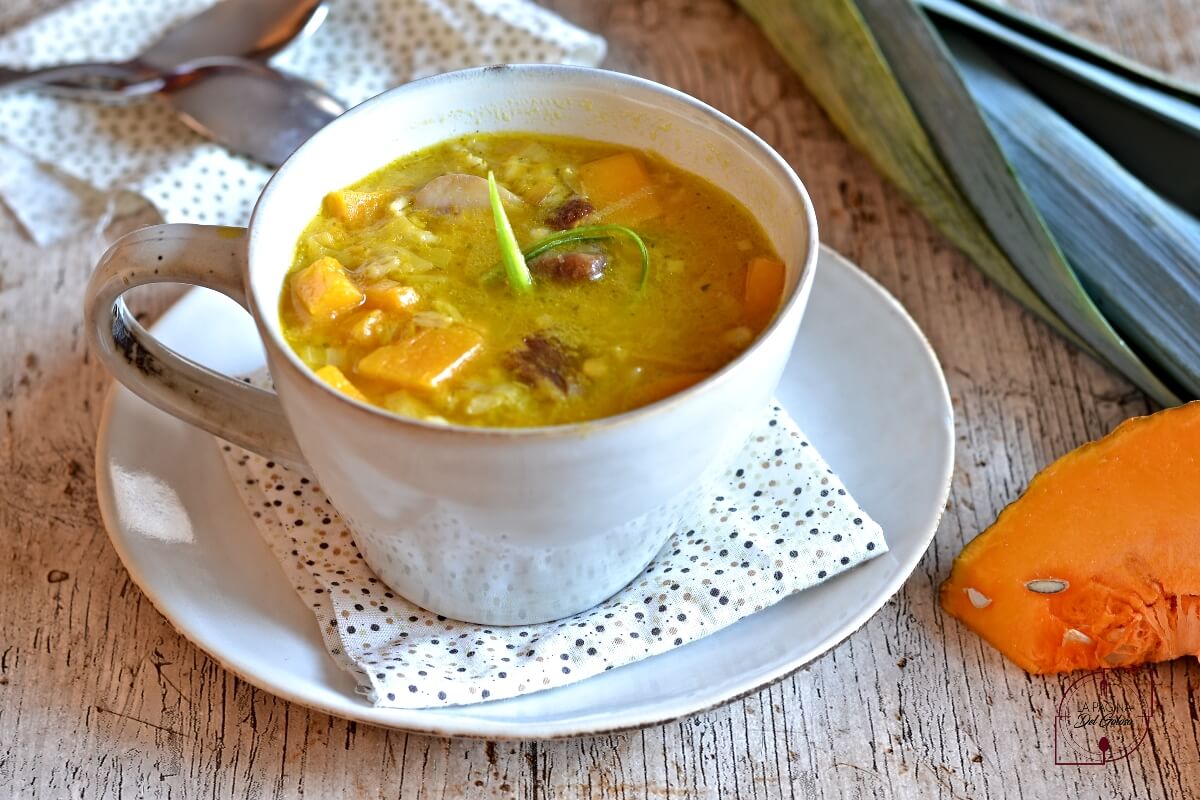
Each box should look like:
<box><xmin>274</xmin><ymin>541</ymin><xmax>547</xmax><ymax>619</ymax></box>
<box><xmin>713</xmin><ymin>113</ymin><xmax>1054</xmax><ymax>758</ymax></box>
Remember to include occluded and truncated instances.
<box><xmin>0</xmin><ymin>61</ymin><xmax>153</xmax><ymax>94</ymax></box>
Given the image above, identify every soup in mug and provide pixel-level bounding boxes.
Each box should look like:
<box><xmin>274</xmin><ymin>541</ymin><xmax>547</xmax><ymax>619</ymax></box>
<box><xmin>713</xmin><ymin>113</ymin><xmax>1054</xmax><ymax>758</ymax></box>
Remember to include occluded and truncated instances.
<box><xmin>280</xmin><ymin>133</ymin><xmax>786</xmax><ymax>427</ymax></box>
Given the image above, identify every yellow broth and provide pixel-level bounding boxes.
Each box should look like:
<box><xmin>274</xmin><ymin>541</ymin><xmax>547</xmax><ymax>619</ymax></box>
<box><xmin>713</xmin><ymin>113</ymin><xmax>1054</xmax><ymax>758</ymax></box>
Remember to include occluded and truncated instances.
<box><xmin>280</xmin><ymin>133</ymin><xmax>786</xmax><ymax>427</ymax></box>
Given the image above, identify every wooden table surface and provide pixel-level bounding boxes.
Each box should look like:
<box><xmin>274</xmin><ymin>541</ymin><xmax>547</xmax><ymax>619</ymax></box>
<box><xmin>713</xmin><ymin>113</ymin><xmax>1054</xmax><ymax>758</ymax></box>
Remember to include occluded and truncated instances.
<box><xmin>2</xmin><ymin>0</ymin><xmax>1198</xmax><ymax>797</ymax></box>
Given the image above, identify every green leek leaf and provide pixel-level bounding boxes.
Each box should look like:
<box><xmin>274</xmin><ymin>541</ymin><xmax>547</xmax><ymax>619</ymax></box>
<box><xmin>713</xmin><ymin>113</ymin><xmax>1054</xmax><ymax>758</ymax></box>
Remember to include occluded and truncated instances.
<box><xmin>853</xmin><ymin>0</ymin><xmax>1181</xmax><ymax>405</ymax></box>
<box><xmin>921</xmin><ymin>0</ymin><xmax>1200</xmax><ymax>215</ymax></box>
<box><xmin>734</xmin><ymin>0</ymin><xmax>1085</xmax><ymax>350</ymax></box>
<box><xmin>737</xmin><ymin>0</ymin><xmax>1181</xmax><ymax>405</ymax></box>
<box><xmin>928</xmin><ymin>0</ymin><xmax>1200</xmax><ymax>104</ymax></box>
<box><xmin>945</xmin><ymin>31</ymin><xmax>1200</xmax><ymax>397</ymax></box>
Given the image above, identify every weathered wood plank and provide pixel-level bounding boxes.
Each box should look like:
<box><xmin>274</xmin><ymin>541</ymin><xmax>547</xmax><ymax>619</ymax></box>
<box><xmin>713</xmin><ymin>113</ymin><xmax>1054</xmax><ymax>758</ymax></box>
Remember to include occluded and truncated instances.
<box><xmin>2</xmin><ymin>0</ymin><xmax>1198</xmax><ymax>797</ymax></box>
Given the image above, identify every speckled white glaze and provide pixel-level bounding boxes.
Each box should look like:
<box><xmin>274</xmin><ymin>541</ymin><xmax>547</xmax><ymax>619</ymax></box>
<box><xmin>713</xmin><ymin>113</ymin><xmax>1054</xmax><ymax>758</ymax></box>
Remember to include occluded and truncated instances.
<box><xmin>86</xmin><ymin>65</ymin><xmax>818</xmax><ymax>624</ymax></box>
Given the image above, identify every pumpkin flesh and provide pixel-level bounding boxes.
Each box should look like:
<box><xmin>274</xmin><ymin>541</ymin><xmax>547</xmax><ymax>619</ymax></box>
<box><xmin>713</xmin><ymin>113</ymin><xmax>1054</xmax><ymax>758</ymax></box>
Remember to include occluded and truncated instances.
<box><xmin>941</xmin><ymin>401</ymin><xmax>1200</xmax><ymax>674</ymax></box>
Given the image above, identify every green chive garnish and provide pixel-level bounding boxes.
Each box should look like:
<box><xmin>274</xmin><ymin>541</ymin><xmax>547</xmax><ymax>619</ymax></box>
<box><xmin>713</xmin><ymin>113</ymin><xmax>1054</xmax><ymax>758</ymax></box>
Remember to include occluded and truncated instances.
<box><xmin>487</xmin><ymin>170</ymin><xmax>532</xmax><ymax>294</ymax></box>
<box><xmin>482</xmin><ymin>223</ymin><xmax>651</xmax><ymax>290</ymax></box>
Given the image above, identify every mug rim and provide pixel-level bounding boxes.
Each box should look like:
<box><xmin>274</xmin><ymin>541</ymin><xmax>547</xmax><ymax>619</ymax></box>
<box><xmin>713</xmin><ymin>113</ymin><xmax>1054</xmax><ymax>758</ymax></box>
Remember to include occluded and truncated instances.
<box><xmin>246</xmin><ymin>63</ymin><xmax>819</xmax><ymax>440</ymax></box>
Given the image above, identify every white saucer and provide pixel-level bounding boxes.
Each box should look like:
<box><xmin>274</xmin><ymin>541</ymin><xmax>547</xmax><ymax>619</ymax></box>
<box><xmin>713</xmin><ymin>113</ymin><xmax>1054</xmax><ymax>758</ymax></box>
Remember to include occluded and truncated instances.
<box><xmin>95</xmin><ymin>245</ymin><xmax>953</xmax><ymax>739</ymax></box>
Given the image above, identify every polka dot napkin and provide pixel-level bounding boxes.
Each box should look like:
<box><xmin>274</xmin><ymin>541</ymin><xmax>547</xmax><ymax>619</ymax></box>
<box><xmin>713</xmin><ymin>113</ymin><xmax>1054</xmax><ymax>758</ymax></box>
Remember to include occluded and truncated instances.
<box><xmin>219</xmin><ymin>401</ymin><xmax>886</xmax><ymax>708</ymax></box>
<box><xmin>0</xmin><ymin>0</ymin><xmax>606</xmax><ymax>244</ymax></box>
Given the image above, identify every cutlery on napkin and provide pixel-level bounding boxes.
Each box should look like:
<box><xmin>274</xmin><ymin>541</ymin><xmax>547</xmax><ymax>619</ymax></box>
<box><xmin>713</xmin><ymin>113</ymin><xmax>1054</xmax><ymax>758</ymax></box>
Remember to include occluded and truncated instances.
<box><xmin>0</xmin><ymin>0</ymin><xmax>606</xmax><ymax>244</ymax></box>
<box><xmin>0</xmin><ymin>0</ymin><xmax>327</xmax><ymax>94</ymax></box>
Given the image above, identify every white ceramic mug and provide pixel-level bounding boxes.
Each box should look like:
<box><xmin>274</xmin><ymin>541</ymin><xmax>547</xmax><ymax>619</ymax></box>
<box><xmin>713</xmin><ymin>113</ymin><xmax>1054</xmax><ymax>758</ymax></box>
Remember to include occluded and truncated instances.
<box><xmin>85</xmin><ymin>65</ymin><xmax>819</xmax><ymax>625</ymax></box>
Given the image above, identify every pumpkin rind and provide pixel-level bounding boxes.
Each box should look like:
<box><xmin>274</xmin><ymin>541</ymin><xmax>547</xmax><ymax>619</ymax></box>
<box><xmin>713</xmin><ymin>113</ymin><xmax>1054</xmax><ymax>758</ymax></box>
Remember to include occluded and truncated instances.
<box><xmin>940</xmin><ymin>401</ymin><xmax>1200</xmax><ymax>674</ymax></box>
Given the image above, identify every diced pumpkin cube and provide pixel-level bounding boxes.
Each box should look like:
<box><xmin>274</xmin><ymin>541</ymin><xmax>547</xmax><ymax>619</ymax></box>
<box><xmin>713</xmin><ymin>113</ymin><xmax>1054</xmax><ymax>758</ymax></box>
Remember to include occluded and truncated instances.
<box><xmin>363</xmin><ymin>280</ymin><xmax>421</xmax><ymax>313</ymax></box>
<box><xmin>743</xmin><ymin>257</ymin><xmax>786</xmax><ymax>329</ymax></box>
<box><xmin>314</xmin><ymin>364</ymin><xmax>368</xmax><ymax>403</ymax></box>
<box><xmin>356</xmin><ymin>326</ymin><xmax>484</xmax><ymax>392</ymax></box>
<box><xmin>323</xmin><ymin>189</ymin><xmax>389</xmax><ymax>228</ymax></box>
<box><xmin>579</xmin><ymin>153</ymin><xmax>662</xmax><ymax>224</ymax></box>
<box><xmin>292</xmin><ymin>257</ymin><xmax>365</xmax><ymax>320</ymax></box>
<box><xmin>344</xmin><ymin>309</ymin><xmax>388</xmax><ymax>345</ymax></box>
<box><xmin>579</xmin><ymin>153</ymin><xmax>650</xmax><ymax>202</ymax></box>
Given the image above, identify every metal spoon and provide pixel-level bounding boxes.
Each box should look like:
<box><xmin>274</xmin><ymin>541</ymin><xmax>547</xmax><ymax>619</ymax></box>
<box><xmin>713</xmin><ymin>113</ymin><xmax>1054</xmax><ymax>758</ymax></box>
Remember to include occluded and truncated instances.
<box><xmin>0</xmin><ymin>62</ymin><xmax>149</xmax><ymax>95</ymax></box>
<box><xmin>158</xmin><ymin>59</ymin><xmax>345</xmax><ymax>167</ymax></box>
<box><xmin>0</xmin><ymin>0</ymin><xmax>328</xmax><ymax>97</ymax></box>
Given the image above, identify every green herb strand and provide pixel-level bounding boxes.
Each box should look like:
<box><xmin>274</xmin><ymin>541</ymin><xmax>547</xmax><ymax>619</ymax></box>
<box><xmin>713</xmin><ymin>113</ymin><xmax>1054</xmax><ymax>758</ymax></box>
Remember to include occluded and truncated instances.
<box><xmin>487</xmin><ymin>170</ymin><xmax>532</xmax><ymax>294</ymax></box>
<box><xmin>481</xmin><ymin>224</ymin><xmax>651</xmax><ymax>290</ymax></box>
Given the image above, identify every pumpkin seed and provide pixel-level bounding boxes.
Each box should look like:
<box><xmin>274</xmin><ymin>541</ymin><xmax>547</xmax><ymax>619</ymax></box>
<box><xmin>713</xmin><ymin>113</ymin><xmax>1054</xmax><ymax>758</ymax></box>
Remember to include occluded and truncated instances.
<box><xmin>966</xmin><ymin>587</ymin><xmax>992</xmax><ymax>608</ymax></box>
<box><xmin>1025</xmin><ymin>578</ymin><xmax>1069</xmax><ymax>594</ymax></box>
<box><xmin>1103</xmin><ymin>648</ymin><xmax>1138</xmax><ymax>667</ymax></box>
<box><xmin>1062</xmin><ymin>628</ymin><xmax>1092</xmax><ymax>645</ymax></box>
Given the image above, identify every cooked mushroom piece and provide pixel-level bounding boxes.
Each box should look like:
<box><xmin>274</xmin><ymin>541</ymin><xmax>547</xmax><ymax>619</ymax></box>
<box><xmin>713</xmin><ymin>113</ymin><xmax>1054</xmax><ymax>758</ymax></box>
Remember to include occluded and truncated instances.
<box><xmin>504</xmin><ymin>333</ymin><xmax>583</xmax><ymax>397</ymax></box>
<box><xmin>545</xmin><ymin>196</ymin><xmax>594</xmax><ymax>229</ymax></box>
<box><xmin>413</xmin><ymin>173</ymin><xmax>521</xmax><ymax>213</ymax></box>
<box><xmin>528</xmin><ymin>251</ymin><xmax>608</xmax><ymax>283</ymax></box>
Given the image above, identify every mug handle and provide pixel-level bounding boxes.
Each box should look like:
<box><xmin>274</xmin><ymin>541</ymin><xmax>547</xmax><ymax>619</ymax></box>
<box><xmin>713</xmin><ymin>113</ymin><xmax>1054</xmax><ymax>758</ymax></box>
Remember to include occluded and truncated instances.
<box><xmin>85</xmin><ymin>223</ymin><xmax>307</xmax><ymax>472</ymax></box>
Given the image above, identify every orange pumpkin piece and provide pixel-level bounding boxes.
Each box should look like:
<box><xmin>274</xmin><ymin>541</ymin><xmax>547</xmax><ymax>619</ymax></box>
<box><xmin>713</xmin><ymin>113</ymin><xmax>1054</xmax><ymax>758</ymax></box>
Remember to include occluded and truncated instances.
<box><xmin>314</xmin><ymin>365</ymin><xmax>368</xmax><ymax>403</ymax></box>
<box><xmin>941</xmin><ymin>401</ymin><xmax>1200</xmax><ymax>674</ymax></box>
<box><xmin>356</xmin><ymin>326</ymin><xmax>484</xmax><ymax>392</ymax></box>
<box><xmin>343</xmin><ymin>309</ymin><xmax>390</xmax><ymax>346</ymax></box>
<box><xmin>578</xmin><ymin>152</ymin><xmax>662</xmax><ymax>224</ymax></box>
<box><xmin>363</xmin><ymin>280</ymin><xmax>421</xmax><ymax>313</ymax></box>
<box><xmin>322</xmin><ymin>189</ymin><xmax>389</xmax><ymax>228</ymax></box>
<box><xmin>743</xmin><ymin>257</ymin><xmax>785</xmax><ymax>329</ymax></box>
<box><xmin>292</xmin><ymin>256</ymin><xmax>364</xmax><ymax>320</ymax></box>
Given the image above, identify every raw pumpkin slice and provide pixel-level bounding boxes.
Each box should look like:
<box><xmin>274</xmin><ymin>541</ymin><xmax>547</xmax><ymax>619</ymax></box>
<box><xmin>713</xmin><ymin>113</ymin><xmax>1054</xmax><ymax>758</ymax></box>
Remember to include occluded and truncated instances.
<box><xmin>941</xmin><ymin>401</ymin><xmax>1200</xmax><ymax>674</ymax></box>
